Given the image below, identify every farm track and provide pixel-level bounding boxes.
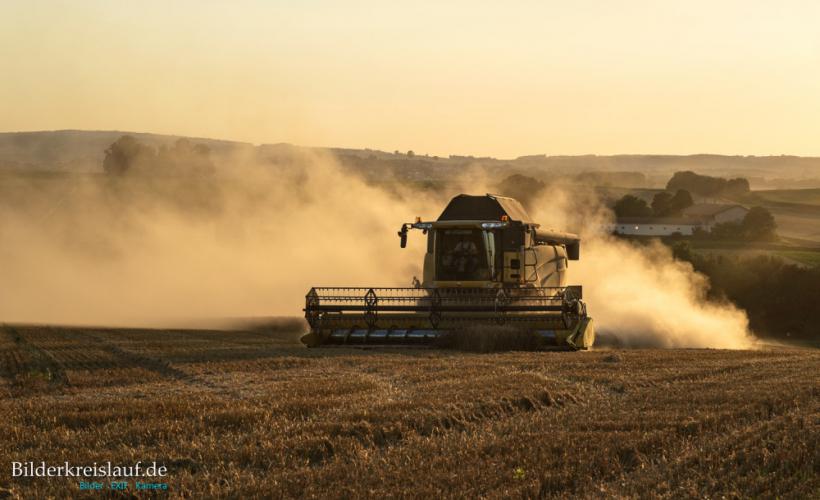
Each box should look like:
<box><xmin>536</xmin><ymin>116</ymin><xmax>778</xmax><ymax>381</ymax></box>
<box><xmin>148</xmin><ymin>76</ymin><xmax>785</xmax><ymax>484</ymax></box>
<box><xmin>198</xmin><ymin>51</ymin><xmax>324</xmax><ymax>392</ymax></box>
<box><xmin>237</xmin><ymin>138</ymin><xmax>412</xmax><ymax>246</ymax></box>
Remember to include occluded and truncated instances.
<box><xmin>73</xmin><ymin>329</ymin><xmax>193</xmax><ymax>381</ymax></box>
<box><xmin>0</xmin><ymin>325</ymin><xmax>817</xmax><ymax>499</ymax></box>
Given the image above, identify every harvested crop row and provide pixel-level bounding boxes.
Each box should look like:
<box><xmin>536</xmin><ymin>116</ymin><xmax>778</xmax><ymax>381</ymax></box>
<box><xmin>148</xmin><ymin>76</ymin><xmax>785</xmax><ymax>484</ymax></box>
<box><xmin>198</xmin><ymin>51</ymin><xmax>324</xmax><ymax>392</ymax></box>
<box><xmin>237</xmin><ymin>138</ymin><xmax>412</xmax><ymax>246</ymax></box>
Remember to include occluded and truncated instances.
<box><xmin>1</xmin><ymin>326</ymin><xmax>818</xmax><ymax>499</ymax></box>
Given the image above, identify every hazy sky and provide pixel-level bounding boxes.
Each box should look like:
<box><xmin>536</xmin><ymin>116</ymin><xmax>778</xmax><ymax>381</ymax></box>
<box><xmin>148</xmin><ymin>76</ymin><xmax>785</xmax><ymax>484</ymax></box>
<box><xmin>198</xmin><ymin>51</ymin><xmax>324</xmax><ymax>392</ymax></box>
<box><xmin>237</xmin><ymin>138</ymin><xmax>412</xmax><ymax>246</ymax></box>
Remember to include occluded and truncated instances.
<box><xmin>2</xmin><ymin>1</ymin><xmax>819</xmax><ymax>157</ymax></box>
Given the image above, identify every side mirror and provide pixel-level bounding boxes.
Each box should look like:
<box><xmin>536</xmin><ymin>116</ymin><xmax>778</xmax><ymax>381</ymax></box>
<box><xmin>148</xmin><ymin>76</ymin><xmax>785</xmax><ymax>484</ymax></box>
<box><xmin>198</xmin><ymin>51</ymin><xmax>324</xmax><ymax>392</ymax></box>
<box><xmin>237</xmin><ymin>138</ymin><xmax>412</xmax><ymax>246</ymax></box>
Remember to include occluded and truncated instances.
<box><xmin>566</xmin><ymin>241</ymin><xmax>580</xmax><ymax>260</ymax></box>
<box><xmin>398</xmin><ymin>225</ymin><xmax>408</xmax><ymax>248</ymax></box>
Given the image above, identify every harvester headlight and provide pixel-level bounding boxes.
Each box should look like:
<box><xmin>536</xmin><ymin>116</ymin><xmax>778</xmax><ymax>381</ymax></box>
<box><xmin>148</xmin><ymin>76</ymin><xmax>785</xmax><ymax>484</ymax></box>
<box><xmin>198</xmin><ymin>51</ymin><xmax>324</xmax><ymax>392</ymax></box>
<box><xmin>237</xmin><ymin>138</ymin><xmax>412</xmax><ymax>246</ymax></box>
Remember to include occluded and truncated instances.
<box><xmin>413</xmin><ymin>222</ymin><xmax>433</xmax><ymax>229</ymax></box>
<box><xmin>481</xmin><ymin>222</ymin><xmax>509</xmax><ymax>229</ymax></box>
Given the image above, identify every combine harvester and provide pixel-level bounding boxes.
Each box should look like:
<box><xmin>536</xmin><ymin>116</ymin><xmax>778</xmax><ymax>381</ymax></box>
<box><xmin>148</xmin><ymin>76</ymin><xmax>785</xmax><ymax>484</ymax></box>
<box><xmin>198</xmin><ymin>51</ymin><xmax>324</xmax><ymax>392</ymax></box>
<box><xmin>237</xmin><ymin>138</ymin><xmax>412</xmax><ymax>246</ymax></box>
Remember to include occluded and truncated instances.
<box><xmin>301</xmin><ymin>194</ymin><xmax>594</xmax><ymax>350</ymax></box>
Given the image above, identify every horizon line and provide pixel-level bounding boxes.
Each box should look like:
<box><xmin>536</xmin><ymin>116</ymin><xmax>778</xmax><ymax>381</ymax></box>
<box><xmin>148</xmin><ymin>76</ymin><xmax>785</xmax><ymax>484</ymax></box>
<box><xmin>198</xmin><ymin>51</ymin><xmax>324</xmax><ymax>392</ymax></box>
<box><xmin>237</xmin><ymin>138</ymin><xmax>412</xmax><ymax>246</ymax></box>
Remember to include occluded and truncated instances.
<box><xmin>2</xmin><ymin>128</ymin><xmax>820</xmax><ymax>161</ymax></box>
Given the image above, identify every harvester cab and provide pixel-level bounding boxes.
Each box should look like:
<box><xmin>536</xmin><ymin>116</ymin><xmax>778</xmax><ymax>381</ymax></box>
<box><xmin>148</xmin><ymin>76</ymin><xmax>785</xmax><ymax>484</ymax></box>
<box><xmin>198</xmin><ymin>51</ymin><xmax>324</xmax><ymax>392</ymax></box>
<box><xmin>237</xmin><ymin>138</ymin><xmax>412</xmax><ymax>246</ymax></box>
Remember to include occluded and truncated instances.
<box><xmin>398</xmin><ymin>194</ymin><xmax>580</xmax><ymax>289</ymax></box>
<box><xmin>302</xmin><ymin>194</ymin><xmax>594</xmax><ymax>350</ymax></box>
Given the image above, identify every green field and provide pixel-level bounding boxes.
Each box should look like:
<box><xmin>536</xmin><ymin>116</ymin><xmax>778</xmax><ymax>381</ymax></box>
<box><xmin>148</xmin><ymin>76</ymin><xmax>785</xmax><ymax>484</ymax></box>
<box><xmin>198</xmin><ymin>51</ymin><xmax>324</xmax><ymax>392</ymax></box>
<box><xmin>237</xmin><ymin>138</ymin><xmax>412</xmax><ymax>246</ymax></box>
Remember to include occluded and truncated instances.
<box><xmin>751</xmin><ymin>188</ymin><xmax>820</xmax><ymax>206</ymax></box>
<box><xmin>774</xmin><ymin>250</ymin><xmax>820</xmax><ymax>267</ymax></box>
<box><xmin>689</xmin><ymin>245</ymin><xmax>820</xmax><ymax>268</ymax></box>
<box><xmin>740</xmin><ymin>190</ymin><xmax>820</xmax><ymax>245</ymax></box>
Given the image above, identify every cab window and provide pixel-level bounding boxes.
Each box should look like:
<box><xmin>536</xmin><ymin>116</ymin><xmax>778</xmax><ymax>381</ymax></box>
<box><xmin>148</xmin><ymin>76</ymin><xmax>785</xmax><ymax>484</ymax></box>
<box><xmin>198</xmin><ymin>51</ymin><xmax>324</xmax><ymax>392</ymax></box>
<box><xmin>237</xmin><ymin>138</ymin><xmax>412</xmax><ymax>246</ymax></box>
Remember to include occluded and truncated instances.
<box><xmin>435</xmin><ymin>229</ymin><xmax>490</xmax><ymax>281</ymax></box>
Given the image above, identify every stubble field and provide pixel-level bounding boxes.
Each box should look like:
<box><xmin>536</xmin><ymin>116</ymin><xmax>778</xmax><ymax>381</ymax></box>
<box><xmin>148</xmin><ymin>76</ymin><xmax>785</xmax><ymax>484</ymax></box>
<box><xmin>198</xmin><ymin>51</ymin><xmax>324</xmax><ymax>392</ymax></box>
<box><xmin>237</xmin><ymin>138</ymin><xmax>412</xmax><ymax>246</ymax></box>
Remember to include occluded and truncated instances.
<box><xmin>0</xmin><ymin>324</ymin><xmax>818</xmax><ymax>498</ymax></box>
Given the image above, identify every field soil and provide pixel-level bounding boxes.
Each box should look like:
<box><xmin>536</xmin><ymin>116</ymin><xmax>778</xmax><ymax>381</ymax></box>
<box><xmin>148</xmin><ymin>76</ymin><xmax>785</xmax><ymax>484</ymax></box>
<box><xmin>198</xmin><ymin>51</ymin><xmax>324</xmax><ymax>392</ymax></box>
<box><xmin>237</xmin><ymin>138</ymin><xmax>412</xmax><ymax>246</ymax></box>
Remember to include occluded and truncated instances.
<box><xmin>0</xmin><ymin>325</ymin><xmax>818</xmax><ymax>498</ymax></box>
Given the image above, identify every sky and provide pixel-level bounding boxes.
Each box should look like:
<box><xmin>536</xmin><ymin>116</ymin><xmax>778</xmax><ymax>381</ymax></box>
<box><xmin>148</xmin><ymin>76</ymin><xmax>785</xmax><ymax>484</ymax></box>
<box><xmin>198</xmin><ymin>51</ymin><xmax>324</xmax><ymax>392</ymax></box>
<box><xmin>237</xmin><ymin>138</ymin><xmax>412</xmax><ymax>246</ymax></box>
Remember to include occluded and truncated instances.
<box><xmin>2</xmin><ymin>0</ymin><xmax>819</xmax><ymax>158</ymax></box>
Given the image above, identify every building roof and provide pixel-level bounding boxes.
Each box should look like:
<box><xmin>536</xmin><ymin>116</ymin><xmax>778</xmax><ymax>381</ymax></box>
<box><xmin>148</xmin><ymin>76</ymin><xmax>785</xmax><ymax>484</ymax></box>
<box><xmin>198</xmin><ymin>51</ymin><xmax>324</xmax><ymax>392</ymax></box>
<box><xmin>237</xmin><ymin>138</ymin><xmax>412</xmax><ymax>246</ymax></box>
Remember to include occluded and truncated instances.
<box><xmin>613</xmin><ymin>217</ymin><xmax>701</xmax><ymax>226</ymax></box>
<box><xmin>682</xmin><ymin>204</ymin><xmax>748</xmax><ymax>217</ymax></box>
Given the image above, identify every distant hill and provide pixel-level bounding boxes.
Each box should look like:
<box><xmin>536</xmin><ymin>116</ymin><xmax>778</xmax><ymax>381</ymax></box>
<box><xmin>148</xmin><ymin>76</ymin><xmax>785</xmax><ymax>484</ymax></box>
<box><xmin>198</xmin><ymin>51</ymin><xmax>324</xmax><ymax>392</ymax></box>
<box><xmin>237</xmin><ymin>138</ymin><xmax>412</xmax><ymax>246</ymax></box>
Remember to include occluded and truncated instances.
<box><xmin>0</xmin><ymin>130</ymin><xmax>255</xmax><ymax>172</ymax></box>
<box><xmin>1</xmin><ymin>130</ymin><xmax>819</xmax><ymax>188</ymax></box>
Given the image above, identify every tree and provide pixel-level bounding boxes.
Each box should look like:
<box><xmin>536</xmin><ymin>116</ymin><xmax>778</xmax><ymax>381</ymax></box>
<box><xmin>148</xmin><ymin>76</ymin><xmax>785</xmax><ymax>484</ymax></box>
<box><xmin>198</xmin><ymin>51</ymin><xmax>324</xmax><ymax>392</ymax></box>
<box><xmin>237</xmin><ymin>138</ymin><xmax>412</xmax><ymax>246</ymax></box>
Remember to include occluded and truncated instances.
<box><xmin>495</xmin><ymin>174</ymin><xmax>546</xmax><ymax>209</ymax></box>
<box><xmin>666</xmin><ymin>171</ymin><xmax>720</xmax><ymax>197</ymax></box>
<box><xmin>651</xmin><ymin>192</ymin><xmax>674</xmax><ymax>216</ymax></box>
<box><xmin>671</xmin><ymin>241</ymin><xmax>693</xmax><ymax>261</ymax></box>
<box><xmin>613</xmin><ymin>195</ymin><xmax>652</xmax><ymax>217</ymax></box>
<box><xmin>103</xmin><ymin>135</ymin><xmax>152</xmax><ymax>175</ymax></box>
<box><xmin>652</xmin><ymin>189</ymin><xmax>692</xmax><ymax>216</ymax></box>
<box><xmin>711</xmin><ymin>221</ymin><xmax>744</xmax><ymax>240</ymax></box>
<box><xmin>157</xmin><ymin>138</ymin><xmax>214</xmax><ymax>175</ymax></box>
<box><xmin>692</xmin><ymin>227</ymin><xmax>709</xmax><ymax>240</ymax></box>
<box><xmin>742</xmin><ymin>206</ymin><xmax>777</xmax><ymax>241</ymax></box>
<box><xmin>669</xmin><ymin>189</ymin><xmax>694</xmax><ymax>213</ymax></box>
<box><xmin>407</xmin><ymin>150</ymin><xmax>415</xmax><ymax>158</ymax></box>
<box><xmin>724</xmin><ymin>177</ymin><xmax>751</xmax><ymax>197</ymax></box>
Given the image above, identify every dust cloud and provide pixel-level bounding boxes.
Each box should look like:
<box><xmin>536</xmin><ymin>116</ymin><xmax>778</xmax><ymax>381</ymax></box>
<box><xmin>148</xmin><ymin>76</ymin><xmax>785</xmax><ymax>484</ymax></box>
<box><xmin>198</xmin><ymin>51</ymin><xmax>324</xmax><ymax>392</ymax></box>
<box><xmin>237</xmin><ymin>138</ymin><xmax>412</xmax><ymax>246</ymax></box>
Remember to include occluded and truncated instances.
<box><xmin>0</xmin><ymin>153</ymin><xmax>754</xmax><ymax>348</ymax></box>
<box><xmin>0</xmin><ymin>152</ymin><xmax>432</xmax><ymax>326</ymax></box>
<box><xmin>530</xmin><ymin>187</ymin><xmax>754</xmax><ymax>349</ymax></box>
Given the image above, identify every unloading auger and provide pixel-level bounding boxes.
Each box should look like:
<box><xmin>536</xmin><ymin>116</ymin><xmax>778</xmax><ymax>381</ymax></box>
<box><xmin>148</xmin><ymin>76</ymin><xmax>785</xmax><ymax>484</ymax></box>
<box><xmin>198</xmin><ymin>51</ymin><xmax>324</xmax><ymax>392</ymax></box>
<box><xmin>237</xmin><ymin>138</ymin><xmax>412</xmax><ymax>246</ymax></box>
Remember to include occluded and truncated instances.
<box><xmin>301</xmin><ymin>194</ymin><xmax>594</xmax><ymax>350</ymax></box>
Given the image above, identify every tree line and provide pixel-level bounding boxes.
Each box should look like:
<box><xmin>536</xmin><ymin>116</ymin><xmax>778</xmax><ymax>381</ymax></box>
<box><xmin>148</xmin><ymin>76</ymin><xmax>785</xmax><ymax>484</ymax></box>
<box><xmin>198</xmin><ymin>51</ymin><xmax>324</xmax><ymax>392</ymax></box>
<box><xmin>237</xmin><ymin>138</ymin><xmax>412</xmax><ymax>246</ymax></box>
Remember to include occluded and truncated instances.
<box><xmin>103</xmin><ymin>136</ymin><xmax>214</xmax><ymax>176</ymax></box>
<box><xmin>614</xmin><ymin>190</ymin><xmax>694</xmax><ymax>218</ymax></box>
<box><xmin>666</xmin><ymin>170</ymin><xmax>750</xmax><ymax>198</ymax></box>
<box><xmin>671</xmin><ymin>242</ymin><xmax>819</xmax><ymax>342</ymax></box>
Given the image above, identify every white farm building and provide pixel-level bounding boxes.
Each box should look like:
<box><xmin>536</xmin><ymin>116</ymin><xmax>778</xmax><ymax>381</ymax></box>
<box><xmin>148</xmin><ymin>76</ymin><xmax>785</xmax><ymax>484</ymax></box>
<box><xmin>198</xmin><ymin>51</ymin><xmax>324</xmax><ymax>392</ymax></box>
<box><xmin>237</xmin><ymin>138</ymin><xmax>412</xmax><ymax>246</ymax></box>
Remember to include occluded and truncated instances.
<box><xmin>608</xmin><ymin>204</ymin><xmax>749</xmax><ymax>237</ymax></box>
<box><xmin>681</xmin><ymin>204</ymin><xmax>750</xmax><ymax>230</ymax></box>
<box><xmin>611</xmin><ymin>217</ymin><xmax>702</xmax><ymax>236</ymax></box>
